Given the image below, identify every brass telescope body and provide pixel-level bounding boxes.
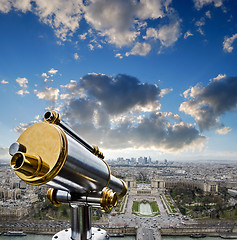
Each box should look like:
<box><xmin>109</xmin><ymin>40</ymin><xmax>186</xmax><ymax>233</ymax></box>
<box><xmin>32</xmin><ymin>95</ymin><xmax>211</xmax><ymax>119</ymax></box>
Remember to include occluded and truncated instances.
<box><xmin>10</xmin><ymin>111</ymin><xmax>127</xmax><ymax>212</ymax></box>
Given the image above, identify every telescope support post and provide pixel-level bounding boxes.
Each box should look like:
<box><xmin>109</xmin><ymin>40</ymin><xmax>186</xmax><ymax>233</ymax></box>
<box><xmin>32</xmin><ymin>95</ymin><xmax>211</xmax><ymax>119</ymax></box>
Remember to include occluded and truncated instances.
<box><xmin>71</xmin><ymin>204</ymin><xmax>81</xmax><ymax>240</ymax></box>
<box><xmin>52</xmin><ymin>204</ymin><xmax>110</xmax><ymax>240</ymax></box>
<box><xmin>71</xmin><ymin>204</ymin><xmax>92</xmax><ymax>240</ymax></box>
<box><xmin>81</xmin><ymin>205</ymin><xmax>92</xmax><ymax>239</ymax></box>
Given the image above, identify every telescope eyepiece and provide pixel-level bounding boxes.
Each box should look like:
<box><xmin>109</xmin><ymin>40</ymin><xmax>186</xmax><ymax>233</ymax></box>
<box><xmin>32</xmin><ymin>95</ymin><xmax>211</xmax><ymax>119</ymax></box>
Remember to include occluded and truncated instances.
<box><xmin>11</xmin><ymin>152</ymin><xmax>24</xmax><ymax>169</ymax></box>
<box><xmin>11</xmin><ymin>152</ymin><xmax>49</xmax><ymax>178</ymax></box>
<box><xmin>44</xmin><ymin>110</ymin><xmax>61</xmax><ymax>124</ymax></box>
<box><xmin>44</xmin><ymin>111</ymin><xmax>54</xmax><ymax>121</ymax></box>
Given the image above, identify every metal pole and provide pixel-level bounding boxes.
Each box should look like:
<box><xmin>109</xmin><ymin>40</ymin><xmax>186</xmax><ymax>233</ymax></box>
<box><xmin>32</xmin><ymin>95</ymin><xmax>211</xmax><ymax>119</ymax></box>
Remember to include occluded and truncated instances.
<box><xmin>52</xmin><ymin>203</ymin><xmax>109</xmax><ymax>240</ymax></box>
<box><xmin>81</xmin><ymin>205</ymin><xmax>92</xmax><ymax>240</ymax></box>
<box><xmin>71</xmin><ymin>204</ymin><xmax>81</xmax><ymax>240</ymax></box>
<box><xmin>70</xmin><ymin>204</ymin><xmax>92</xmax><ymax>240</ymax></box>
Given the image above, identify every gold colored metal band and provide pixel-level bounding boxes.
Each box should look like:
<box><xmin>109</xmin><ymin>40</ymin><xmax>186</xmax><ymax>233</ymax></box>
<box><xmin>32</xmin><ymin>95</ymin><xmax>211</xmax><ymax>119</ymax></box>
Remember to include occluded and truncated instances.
<box><xmin>92</xmin><ymin>145</ymin><xmax>99</xmax><ymax>155</ymax></box>
<box><xmin>44</xmin><ymin>111</ymin><xmax>61</xmax><ymax>124</ymax></box>
<box><xmin>42</xmin><ymin>125</ymin><xmax>68</xmax><ymax>184</ymax></box>
<box><xmin>92</xmin><ymin>145</ymin><xmax>104</xmax><ymax>159</ymax></box>
<box><xmin>117</xmin><ymin>179</ymin><xmax>128</xmax><ymax>199</ymax></box>
<box><xmin>47</xmin><ymin>188</ymin><xmax>61</xmax><ymax>207</ymax></box>
<box><xmin>100</xmin><ymin>187</ymin><xmax>117</xmax><ymax>212</ymax></box>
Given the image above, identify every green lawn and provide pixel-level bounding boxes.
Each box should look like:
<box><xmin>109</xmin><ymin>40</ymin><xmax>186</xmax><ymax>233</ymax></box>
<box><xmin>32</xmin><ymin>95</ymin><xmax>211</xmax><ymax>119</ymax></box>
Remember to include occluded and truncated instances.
<box><xmin>151</xmin><ymin>201</ymin><xmax>159</xmax><ymax>212</ymax></box>
<box><xmin>132</xmin><ymin>201</ymin><xmax>139</xmax><ymax>212</ymax></box>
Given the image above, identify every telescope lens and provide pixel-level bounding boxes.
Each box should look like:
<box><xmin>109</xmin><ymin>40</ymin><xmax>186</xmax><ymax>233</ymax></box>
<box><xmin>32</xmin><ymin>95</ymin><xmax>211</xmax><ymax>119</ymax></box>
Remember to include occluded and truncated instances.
<box><xmin>44</xmin><ymin>111</ymin><xmax>53</xmax><ymax>121</ymax></box>
<box><xmin>15</xmin><ymin>155</ymin><xmax>24</xmax><ymax>168</ymax></box>
<box><xmin>11</xmin><ymin>152</ymin><xmax>24</xmax><ymax>169</ymax></box>
<box><xmin>44</xmin><ymin>111</ymin><xmax>61</xmax><ymax>124</ymax></box>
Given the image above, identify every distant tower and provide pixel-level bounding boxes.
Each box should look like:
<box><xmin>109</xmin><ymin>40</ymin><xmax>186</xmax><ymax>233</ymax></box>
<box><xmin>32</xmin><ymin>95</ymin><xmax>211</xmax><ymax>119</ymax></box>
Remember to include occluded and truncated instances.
<box><xmin>138</xmin><ymin>157</ymin><xmax>144</xmax><ymax>164</ymax></box>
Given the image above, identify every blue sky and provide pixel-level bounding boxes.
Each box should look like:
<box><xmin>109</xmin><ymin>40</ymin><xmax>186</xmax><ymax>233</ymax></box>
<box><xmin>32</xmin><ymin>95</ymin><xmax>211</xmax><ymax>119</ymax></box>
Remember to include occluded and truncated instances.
<box><xmin>0</xmin><ymin>0</ymin><xmax>237</xmax><ymax>162</ymax></box>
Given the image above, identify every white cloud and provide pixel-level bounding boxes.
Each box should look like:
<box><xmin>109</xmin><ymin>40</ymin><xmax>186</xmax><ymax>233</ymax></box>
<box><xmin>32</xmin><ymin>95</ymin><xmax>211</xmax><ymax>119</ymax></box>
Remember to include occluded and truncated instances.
<box><xmin>88</xmin><ymin>43</ymin><xmax>94</xmax><ymax>51</ymax></box>
<box><xmin>125</xmin><ymin>42</ymin><xmax>151</xmax><ymax>56</ymax></box>
<box><xmin>145</xmin><ymin>20</ymin><xmax>181</xmax><ymax>51</ymax></box>
<box><xmin>145</xmin><ymin>27</ymin><xmax>159</xmax><ymax>39</ymax></box>
<box><xmin>0</xmin><ymin>0</ymin><xmax>182</xmax><ymax>54</ymax></box>
<box><xmin>78</xmin><ymin>73</ymin><xmax>162</xmax><ymax>115</ymax></box>
<box><xmin>0</xmin><ymin>0</ymin><xmax>31</xmax><ymax>13</ymax></box>
<box><xmin>16</xmin><ymin>77</ymin><xmax>29</xmax><ymax>96</ymax></box>
<box><xmin>79</xmin><ymin>32</ymin><xmax>87</xmax><ymax>40</ymax></box>
<box><xmin>160</xmin><ymin>88</ymin><xmax>173</xmax><ymax>97</ymax></box>
<box><xmin>60</xmin><ymin>79</ymin><xmax>86</xmax><ymax>97</ymax></box>
<box><xmin>223</xmin><ymin>33</ymin><xmax>237</xmax><ymax>53</ymax></box>
<box><xmin>180</xmin><ymin>76</ymin><xmax>237</xmax><ymax>132</ymax></box>
<box><xmin>184</xmin><ymin>31</ymin><xmax>194</xmax><ymax>39</ymax></box>
<box><xmin>158</xmin><ymin>20</ymin><xmax>181</xmax><ymax>48</ymax></box>
<box><xmin>101</xmin><ymin>27</ymin><xmax>139</xmax><ymax>48</ymax></box>
<box><xmin>195</xmin><ymin>18</ymin><xmax>205</xmax><ymax>27</ymax></box>
<box><xmin>41</xmin><ymin>72</ymin><xmax>48</xmax><ymax>78</ymax></box>
<box><xmin>60</xmin><ymin>93</ymin><xmax>73</xmax><ymax>100</ymax></box>
<box><xmin>60</xmin><ymin>80</ymin><xmax>77</xmax><ymax>90</ymax></box>
<box><xmin>56</xmin><ymin>72</ymin><xmax>206</xmax><ymax>152</ymax></box>
<box><xmin>35</xmin><ymin>0</ymin><xmax>83</xmax><ymax>41</ymax></box>
<box><xmin>34</xmin><ymin>87</ymin><xmax>59</xmax><ymax>102</ymax></box>
<box><xmin>13</xmin><ymin>0</ymin><xmax>32</xmax><ymax>13</ymax></box>
<box><xmin>48</xmin><ymin>68</ymin><xmax>58</xmax><ymax>75</ymax></box>
<box><xmin>83</xmin><ymin>0</ymin><xmax>138</xmax><ymax>47</ymax></box>
<box><xmin>41</xmin><ymin>72</ymin><xmax>49</xmax><ymax>82</ymax></box>
<box><xmin>83</xmin><ymin>0</ymin><xmax>179</xmax><ymax>48</ymax></box>
<box><xmin>168</xmin><ymin>112</ymin><xmax>181</xmax><ymax>121</ymax></box>
<box><xmin>197</xmin><ymin>27</ymin><xmax>205</xmax><ymax>36</ymax></box>
<box><xmin>211</xmin><ymin>73</ymin><xmax>226</xmax><ymax>82</ymax></box>
<box><xmin>193</xmin><ymin>0</ymin><xmax>224</xmax><ymax>10</ymax></box>
<box><xmin>16</xmin><ymin>77</ymin><xmax>28</xmax><ymax>88</ymax></box>
<box><xmin>136</xmin><ymin>0</ymin><xmax>168</xmax><ymax>20</ymax></box>
<box><xmin>0</xmin><ymin>0</ymin><xmax>11</xmax><ymax>13</ymax></box>
<box><xmin>183</xmin><ymin>84</ymin><xmax>204</xmax><ymax>99</ymax></box>
<box><xmin>195</xmin><ymin>17</ymin><xmax>206</xmax><ymax>35</ymax></box>
<box><xmin>63</xmin><ymin>103</ymin><xmax>206</xmax><ymax>152</ymax></box>
<box><xmin>16</xmin><ymin>89</ymin><xmax>29</xmax><ymax>96</ymax></box>
<box><xmin>1</xmin><ymin>80</ymin><xmax>8</xmax><ymax>84</ymax></box>
<box><xmin>115</xmin><ymin>53</ymin><xmax>123</xmax><ymax>59</ymax></box>
<box><xmin>216</xmin><ymin>126</ymin><xmax>232</xmax><ymax>135</ymax></box>
<box><xmin>133</xmin><ymin>101</ymin><xmax>161</xmax><ymax>113</ymax></box>
<box><xmin>180</xmin><ymin>100</ymin><xmax>218</xmax><ymax>131</ymax></box>
<box><xmin>74</xmin><ymin>53</ymin><xmax>79</xmax><ymax>60</ymax></box>
<box><xmin>205</xmin><ymin>10</ymin><xmax>211</xmax><ymax>18</ymax></box>
<box><xmin>0</xmin><ymin>0</ymin><xmax>82</xmax><ymax>41</ymax></box>
<box><xmin>27</xmin><ymin>71</ymin><xmax>206</xmax><ymax>153</ymax></box>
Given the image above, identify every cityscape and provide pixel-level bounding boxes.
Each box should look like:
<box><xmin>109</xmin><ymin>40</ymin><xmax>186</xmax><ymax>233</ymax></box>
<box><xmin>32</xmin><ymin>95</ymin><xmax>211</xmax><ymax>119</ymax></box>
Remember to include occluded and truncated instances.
<box><xmin>1</xmin><ymin>157</ymin><xmax>237</xmax><ymax>239</ymax></box>
<box><xmin>1</xmin><ymin>0</ymin><xmax>237</xmax><ymax>239</ymax></box>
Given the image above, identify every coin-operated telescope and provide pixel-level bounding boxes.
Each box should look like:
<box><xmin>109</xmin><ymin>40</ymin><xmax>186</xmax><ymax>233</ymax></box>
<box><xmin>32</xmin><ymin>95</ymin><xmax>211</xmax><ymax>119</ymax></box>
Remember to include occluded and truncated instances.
<box><xmin>9</xmin><ymin>111</ymin><xmax>127</xmax><ymax>240</ymax></box>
